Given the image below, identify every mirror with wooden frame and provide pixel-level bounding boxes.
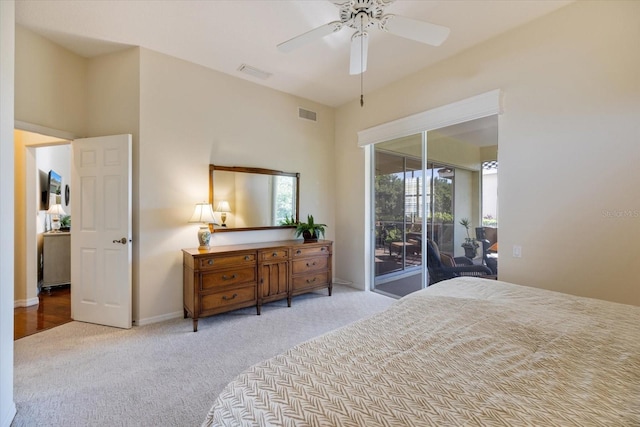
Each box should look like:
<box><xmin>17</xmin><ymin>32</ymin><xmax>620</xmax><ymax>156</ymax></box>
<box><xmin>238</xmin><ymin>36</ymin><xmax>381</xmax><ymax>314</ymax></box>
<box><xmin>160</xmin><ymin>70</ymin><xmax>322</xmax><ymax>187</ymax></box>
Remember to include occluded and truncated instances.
<box><xmin>209</xmin><ymin>165</ymin><xmax>300</xmax><ymax>232</ymax></box>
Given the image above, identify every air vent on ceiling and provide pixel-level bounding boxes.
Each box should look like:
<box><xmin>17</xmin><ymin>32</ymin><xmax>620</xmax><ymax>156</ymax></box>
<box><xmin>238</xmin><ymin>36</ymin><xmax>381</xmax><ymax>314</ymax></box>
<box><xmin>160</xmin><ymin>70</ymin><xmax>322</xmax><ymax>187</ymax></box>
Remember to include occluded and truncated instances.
<box><xmin>237</xmin><ymin>64</ymin><xmax>272</xmax><ymax>80</ymax></box>
<box><xmin>298</xmin><ymin>107</ymin><xmax>317</xmax><ymax>122</ymax></box>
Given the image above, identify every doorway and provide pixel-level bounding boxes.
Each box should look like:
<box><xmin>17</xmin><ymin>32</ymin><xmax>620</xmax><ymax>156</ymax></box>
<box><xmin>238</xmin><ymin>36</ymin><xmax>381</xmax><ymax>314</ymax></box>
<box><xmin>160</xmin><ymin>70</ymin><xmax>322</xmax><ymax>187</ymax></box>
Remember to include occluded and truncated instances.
<box><xmin>14</xmin><ymin>128</ymin><xmax>72</xmax><ymax>339</ymax></box>
<box><xmin>16</xmin><ymin>128</ymin><xmax>134</xmax><ymax>332</ymax></box>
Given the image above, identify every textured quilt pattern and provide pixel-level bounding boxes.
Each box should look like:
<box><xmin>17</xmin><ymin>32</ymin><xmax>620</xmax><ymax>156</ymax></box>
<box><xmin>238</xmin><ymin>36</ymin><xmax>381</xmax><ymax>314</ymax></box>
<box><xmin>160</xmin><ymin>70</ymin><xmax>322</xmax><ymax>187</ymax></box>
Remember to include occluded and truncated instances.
<box><xmin>203</xmin><ymin>278</ymin><xmax>640</xmax><ymax>426</ymax></box>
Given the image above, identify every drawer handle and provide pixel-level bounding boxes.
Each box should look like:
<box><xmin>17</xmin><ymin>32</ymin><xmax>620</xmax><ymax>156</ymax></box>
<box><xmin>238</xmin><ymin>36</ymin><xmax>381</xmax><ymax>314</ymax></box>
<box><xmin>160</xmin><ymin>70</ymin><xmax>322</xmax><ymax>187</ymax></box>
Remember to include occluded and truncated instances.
<box><xmin>207</xmin><ymin>259</ymin><xmax>214</xmax><ymax>265</ymax></box>
<box><xmin>296</xmin><ymin>250</ymin><xmax>302</xmax><ymax>255</ymax></box>
<box><xmin>222</xmin><ymin>274</ymin><xmax>238</xmax><ymax>280</ymax></box>
<box><xmin>245</xmin><ymin>255</ymin><xmax>251</xmax><ymax>261</ymax></box>
<box><xmin>222</xmin><ymin>293</ymin><xmax>238</xmax><ymax>301</ymax></box>
<box><xmin>306</xmin><ymin>278</ymin><xmax>317</xmax><ymax>284</ymax></box>
<box><xmin>306</xmin><ymin>262</ymin><xmax>316</xmax><ymax>267</ymax></box>
<box><xmin>272</xmin><ymin>252</ymin><xmax>278</xmax><ymax>257</ymax></box>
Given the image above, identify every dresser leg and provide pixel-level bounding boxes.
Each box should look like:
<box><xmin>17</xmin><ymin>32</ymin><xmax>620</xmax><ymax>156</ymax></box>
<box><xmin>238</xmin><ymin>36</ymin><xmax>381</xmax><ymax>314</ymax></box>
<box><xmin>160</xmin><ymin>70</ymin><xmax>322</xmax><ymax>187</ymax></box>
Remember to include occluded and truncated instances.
<box><xmin>328</xmin><ymin>284</ymin><xmax>333</xmax><ymax>296</ymax></box>
<box><xmin>256</xmin><ymin>304</ymin><xmax>261</xmax><ymax>315</ymax></box>
<box><xmin>183</xmin><ymin>308</ymin><xmax>188</xmax><ymax>319</ymax></box>
<box><xmin>193</xmin><ymin>319</ymin><xmax>198</xmax><ymax>332</ymax></box>
<box><xmin>287</xmin><ymin>296</ymin><xmax>292</xmax><ymax>307</ymax></box>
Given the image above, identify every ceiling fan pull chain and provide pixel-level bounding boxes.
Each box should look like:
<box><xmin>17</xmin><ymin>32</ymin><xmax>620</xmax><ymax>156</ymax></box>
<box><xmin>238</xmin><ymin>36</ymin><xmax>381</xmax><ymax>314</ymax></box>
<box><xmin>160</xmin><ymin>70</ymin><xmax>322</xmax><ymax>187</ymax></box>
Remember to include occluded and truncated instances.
<box><xmin>360</xmin><ymin>14</ymin><xmax>365</xmax><ymax>107</ymax></box>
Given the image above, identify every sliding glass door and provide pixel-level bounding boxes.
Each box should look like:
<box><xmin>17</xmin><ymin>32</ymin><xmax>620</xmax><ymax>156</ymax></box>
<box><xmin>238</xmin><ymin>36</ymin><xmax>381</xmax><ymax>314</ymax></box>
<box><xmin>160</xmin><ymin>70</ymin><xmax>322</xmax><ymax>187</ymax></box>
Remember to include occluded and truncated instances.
<box><xmin>372</xmin><ymin>136</ymin><xmax>424</xmax><ymax>298</ymax></box>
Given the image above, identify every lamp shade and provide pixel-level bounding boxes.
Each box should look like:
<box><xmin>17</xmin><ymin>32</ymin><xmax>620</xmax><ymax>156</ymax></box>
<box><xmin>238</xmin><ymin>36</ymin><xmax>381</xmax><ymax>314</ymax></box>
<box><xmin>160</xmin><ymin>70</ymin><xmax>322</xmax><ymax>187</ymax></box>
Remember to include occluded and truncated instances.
<box><xmin>216</xmin><ymin>201</ymin><xmax>231</xmax><ymax>213</ymax></box>
<box><xmin>189</xmin><ymin>203</ymin><xmax>216</xmax><ymax>224</ymax></box>
<box><xmin>47</xmin><ymin>203</ymin><xmax>66</xmax><ymax>216</ymax></box>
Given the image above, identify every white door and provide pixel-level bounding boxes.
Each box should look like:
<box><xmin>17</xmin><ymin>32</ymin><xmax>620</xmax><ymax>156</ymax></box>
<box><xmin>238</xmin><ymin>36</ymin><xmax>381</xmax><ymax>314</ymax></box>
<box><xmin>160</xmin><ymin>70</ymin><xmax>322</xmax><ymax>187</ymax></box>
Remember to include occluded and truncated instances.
<box><xmin>71</xmin><ymin>135</ymin><xmax>132</xmax><ymax>329</ymax></box>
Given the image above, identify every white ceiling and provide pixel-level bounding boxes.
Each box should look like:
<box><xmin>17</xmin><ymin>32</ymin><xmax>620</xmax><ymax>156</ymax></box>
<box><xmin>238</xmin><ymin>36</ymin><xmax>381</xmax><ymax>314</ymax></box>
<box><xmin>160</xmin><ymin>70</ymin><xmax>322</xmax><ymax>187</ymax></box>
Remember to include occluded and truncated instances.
<box><xmin>15</xmin><ymin>0</ymin><xmax>571</xmax><ymax>108</ymax></box>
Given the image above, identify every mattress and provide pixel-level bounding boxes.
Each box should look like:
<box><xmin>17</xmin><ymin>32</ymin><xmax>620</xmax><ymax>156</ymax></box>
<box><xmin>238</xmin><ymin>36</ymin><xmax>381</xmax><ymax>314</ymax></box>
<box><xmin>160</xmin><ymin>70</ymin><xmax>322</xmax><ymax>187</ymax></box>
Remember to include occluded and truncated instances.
<box><xmin>203</xmin><ymin>277</ymin><xmax>640</xmax><ymax>426</ymax></box>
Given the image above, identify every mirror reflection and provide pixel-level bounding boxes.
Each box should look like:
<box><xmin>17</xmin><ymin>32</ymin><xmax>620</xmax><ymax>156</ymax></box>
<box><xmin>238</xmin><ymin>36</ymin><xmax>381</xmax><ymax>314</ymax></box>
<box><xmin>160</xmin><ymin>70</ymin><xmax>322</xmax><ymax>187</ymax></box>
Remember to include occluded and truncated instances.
<box><xmin>209</xmin><ymin>165</ymin><xmax>299</xmax><ymax>231</ymax></box>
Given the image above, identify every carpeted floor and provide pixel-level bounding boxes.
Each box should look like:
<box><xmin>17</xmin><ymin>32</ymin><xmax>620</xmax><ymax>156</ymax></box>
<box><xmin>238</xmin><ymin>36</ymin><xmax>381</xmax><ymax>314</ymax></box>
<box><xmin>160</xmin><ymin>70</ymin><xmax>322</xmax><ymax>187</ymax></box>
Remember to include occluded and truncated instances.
<box><xmin>12</xmin><ymin>285</ymin><xmax>394</xmax><ymax>427</ymax></box>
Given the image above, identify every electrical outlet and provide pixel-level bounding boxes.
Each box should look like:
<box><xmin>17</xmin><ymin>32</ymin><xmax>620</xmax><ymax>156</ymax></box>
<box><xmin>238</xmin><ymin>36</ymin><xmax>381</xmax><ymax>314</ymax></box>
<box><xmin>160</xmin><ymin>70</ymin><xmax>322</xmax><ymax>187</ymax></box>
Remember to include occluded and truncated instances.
<box><xmin>512</xmin><ymin>245</ymin><xmax>522</xmax><ymax>258</ymax></box>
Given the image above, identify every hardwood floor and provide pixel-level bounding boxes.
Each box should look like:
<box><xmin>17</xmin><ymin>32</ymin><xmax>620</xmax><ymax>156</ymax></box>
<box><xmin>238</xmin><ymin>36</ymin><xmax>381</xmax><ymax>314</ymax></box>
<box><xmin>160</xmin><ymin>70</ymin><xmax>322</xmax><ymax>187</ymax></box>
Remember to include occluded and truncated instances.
<box><xmin>14</xmin><ymin>285</ymin><xmax>72</xmax><ymax>340</ymax></box>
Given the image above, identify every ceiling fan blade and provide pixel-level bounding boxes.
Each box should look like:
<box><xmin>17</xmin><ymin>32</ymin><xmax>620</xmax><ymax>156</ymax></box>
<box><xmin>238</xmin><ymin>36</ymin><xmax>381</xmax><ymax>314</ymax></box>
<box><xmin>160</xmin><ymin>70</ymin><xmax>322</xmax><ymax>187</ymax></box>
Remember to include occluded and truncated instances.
<box><xmin>349</xmin><ymin>32</ymin><xmax>369</xmax><ymax>75</ymax></box>
<box><xmin>277</xmin><ymin>21</ymin><xmax>343</xmax><ymax>53</ymax></box>
<box><xmin>381</xmin><ymin>15</ymin><xmax>450</xmax><ymax>46</ymax></box>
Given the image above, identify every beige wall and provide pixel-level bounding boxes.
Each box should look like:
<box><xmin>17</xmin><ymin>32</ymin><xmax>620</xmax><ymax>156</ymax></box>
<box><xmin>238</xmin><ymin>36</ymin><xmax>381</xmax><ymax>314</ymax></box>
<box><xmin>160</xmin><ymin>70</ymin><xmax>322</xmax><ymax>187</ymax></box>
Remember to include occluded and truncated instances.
<box><xmin>85</xmin><ymin>48</ymin><xmax>141</xmax><ymax>319</ymax></box>
<box><xmin>427</xmin><ymin>136</ymin><xmax>482</xmax><ymax>171</ymax></box>
<box><xmin>335</xmin><ymin>0</ymin><xmax>640</xmax><ymax>306</ymax></box>
<box><xmin>15</xmin><ymin>25</ymin><xmax>87</xmax><ymax>137</ymax></box>
<box><xmin>136</xmin><ymin>48</ymin><xmax>335</xmax><ymax>323</ymax></box>
<box><xmin>480</xmin><ymin>145</ymin><xmax>498</xmax><ymax>163</ymax></box>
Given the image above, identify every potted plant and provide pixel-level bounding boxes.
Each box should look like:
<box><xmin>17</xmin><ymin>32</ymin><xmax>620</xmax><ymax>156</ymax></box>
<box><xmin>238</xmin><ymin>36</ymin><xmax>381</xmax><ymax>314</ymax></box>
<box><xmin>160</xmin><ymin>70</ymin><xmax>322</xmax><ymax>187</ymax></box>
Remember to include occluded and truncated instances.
<box><xmin>60</xmin><ymin>215</ymin><xmax>71</xmax><ymax>232</ymax></box>
<box><xmin>295</xmin><ymin>214</ymin><xmax>327</xmax><ymax>242</ymax></box>
<box><xmin>459</xmin><ymin>218</ymin><xmax>479</xmax><ymax>258</ymax></box>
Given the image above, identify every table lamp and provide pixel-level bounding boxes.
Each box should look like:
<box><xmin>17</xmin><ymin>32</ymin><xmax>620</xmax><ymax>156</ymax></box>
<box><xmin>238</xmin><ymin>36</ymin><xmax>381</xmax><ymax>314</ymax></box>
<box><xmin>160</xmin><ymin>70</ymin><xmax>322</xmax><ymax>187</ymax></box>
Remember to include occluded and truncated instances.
<box><xmin>216</xmin><ymin>201</ymin><xmax>231</xmax><ymax>227</ymax></box>
<box><xmin>189</xmin><ymin>202</ymin><xmax>216</xmax><ymax>249</ymax></box>
<box><xmin>47</xmin><ymin>203</ymin><xmax>66</xmax><ymax>232</ymax></box>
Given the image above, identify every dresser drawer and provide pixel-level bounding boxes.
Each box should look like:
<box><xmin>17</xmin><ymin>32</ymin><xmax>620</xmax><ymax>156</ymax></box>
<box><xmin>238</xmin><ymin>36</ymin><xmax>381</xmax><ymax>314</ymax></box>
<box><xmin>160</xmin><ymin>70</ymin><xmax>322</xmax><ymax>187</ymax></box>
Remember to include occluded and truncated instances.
<box><xmin>291</xmin><ymin>271</ymin><xmax>330</xmax><ymax>292</ymax></box>
<box><xmin>292</xmin><ymin>245</ymin><xmax>331</xmax><ymax>258</ymax></box>
<box><xmin>198</xmin><ymin>252</ymin><xmax>256</xmax><ymax>271</ymax></box>
<box><xmin>200</xmin><ymin>285</ymin><xmax>256</xmax><ymax>312</ymax></box>
<box><xmin>259</xmin><ymin>248</ymin><xmax>289</xmax><ymax>261</ymax></box>
<box><xmin>201</xmin><ymin>267</ymin><xmax>256</xmax><ymax>290</ymax></box>
<box><xmin>291</xmin><ymin>256</ymin><xmax>328</xmax><ymax>274</ymax></box>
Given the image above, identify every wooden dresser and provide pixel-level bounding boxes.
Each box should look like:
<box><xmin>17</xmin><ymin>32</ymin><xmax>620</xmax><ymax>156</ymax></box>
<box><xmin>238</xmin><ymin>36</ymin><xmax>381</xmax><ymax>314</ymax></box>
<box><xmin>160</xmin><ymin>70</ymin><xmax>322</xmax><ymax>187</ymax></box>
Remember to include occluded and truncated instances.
<box><xmin>183</xmin><ymin>240</ymin><xmax>332</xmax><ymax>331</ymax></box>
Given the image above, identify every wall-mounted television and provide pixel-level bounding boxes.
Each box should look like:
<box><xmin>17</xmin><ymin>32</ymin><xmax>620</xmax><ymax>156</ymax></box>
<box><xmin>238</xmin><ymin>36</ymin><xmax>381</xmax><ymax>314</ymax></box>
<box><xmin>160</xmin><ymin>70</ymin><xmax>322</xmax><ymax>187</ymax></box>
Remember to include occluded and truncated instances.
<box><xmin>42</xmin><ymin>169</ymin><xmax>62</xmax><ymax>211</ymax></box>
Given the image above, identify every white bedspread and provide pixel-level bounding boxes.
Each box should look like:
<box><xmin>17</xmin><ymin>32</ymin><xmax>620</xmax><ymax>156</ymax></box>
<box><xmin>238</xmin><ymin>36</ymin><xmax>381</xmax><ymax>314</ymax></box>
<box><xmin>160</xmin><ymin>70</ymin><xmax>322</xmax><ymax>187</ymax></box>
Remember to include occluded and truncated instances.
<box><xmin>203</xmin><ymin>277</ymin><xmax>640</xmax><ymax>426</ymax></box>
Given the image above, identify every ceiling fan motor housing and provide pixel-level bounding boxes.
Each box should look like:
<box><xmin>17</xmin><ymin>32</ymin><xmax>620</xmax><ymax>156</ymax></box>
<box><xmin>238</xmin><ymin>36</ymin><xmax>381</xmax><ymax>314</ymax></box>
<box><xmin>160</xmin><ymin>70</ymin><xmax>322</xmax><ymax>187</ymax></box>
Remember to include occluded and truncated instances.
<box><xmin>338</xmin><ymin>0</ymin><xmax>392</xmax><ymax>31</ymax></box>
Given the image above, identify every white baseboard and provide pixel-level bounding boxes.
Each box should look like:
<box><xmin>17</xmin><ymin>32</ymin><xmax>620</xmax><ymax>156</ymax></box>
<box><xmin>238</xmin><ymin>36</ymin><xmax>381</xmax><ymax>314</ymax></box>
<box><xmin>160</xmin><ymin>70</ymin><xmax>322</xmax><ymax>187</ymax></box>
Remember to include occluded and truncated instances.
<box><xmin>135</xmin><ymin>310</ymin><xmax>183</xmax><ymax>326</ymax></box>
<box><xmin>14</xmin><ymin>297</ymin><xmax>39</xmax><ymax>308</ymax></box>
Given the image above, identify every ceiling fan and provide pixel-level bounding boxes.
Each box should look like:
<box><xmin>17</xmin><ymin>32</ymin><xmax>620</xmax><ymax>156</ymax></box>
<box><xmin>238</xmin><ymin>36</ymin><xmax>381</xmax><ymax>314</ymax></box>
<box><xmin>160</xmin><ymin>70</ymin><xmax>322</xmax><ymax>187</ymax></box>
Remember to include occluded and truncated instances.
<box><xmin>277</xmin><ymin>0</ymin><xmax>450</xmax><ymax>76</ymax></box>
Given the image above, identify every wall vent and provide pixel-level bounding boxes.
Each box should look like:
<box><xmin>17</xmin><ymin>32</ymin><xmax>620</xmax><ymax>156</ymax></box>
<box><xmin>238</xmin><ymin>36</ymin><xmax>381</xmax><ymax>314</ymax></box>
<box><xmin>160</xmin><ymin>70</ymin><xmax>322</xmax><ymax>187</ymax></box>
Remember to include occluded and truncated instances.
<box><xmin>298</xmin><ymin>107</ymin><xmax>317</xmax><ymax>122</ymax></box>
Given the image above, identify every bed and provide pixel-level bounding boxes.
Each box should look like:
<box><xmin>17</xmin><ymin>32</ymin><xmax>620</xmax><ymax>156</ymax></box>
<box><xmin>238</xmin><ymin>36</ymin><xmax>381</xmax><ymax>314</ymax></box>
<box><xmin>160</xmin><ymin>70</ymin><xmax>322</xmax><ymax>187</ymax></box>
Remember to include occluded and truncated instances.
<box><xmin>203</xmin><ymin>277</ymin><xmax>640</xmax><ymax>426</ymax></box>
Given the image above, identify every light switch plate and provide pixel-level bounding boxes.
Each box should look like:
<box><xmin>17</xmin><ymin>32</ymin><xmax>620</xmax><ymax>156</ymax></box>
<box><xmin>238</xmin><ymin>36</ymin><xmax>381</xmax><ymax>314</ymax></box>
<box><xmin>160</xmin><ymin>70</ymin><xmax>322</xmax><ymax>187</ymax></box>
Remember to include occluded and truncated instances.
<box><xmin>512</xmin><ymin>245</ymin><xmax>522</xmax><ymax>258</ymax></box>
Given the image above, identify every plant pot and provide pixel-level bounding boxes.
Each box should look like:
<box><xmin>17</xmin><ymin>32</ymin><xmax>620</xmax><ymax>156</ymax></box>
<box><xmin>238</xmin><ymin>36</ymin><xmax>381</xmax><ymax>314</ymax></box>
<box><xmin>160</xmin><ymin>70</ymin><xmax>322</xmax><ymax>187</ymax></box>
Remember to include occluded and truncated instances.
<box><xmin>302</xmin><ymin>230</ymin><xmax>318</xmax><ymax>242</ymax></box>
<box><xmin>462</xmin><ymin>244</ymin><xmax>477</xmax><ymax>259</ymax></box>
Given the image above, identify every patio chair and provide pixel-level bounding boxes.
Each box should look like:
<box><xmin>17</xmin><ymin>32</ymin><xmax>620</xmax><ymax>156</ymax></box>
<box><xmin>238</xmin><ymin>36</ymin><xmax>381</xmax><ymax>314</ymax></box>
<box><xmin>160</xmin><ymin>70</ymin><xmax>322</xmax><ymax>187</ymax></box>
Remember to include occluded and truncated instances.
<box><xmin>478</xmin><ymin>239</ymin><xmax>498</xmax><ymax>275</ymax></box>
<box><xmin>426</xmin><ymin>239</ymin><xmax>493</xmax><ymax>285</ymax></box>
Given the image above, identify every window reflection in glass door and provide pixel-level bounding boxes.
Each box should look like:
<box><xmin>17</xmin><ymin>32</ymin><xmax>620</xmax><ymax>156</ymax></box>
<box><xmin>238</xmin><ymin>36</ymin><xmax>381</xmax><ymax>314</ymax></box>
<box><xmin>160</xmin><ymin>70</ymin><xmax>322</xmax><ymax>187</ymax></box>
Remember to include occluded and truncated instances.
<box><xmin>372</xmin><ymin>138</ymin><xmax>424</xmax><ymax>299</ymax></box>
<box><xmin>427</xmin><ymin>164</ymin><xmax>454</xmax><ymax>256</ymax></box>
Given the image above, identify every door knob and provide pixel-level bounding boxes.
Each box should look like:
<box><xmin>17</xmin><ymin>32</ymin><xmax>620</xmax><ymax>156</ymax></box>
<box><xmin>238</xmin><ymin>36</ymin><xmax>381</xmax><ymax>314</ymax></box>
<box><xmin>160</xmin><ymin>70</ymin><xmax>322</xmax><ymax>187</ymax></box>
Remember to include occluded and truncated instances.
<box><xmin>113</xmin><ymin>237</ymin><xmax>127</xmax><ymax>245</ymax></box>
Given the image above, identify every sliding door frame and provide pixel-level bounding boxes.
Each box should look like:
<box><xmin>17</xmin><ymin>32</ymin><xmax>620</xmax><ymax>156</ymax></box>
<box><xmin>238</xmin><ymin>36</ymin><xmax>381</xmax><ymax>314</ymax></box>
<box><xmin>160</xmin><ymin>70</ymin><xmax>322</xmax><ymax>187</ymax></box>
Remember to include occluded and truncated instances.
<box><xmin>362</xmin><ymin>90</ymin><xmax>503</xmax><ymax>291</ymax></box>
